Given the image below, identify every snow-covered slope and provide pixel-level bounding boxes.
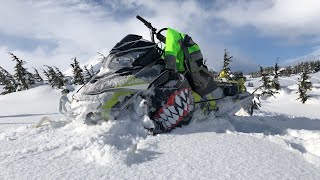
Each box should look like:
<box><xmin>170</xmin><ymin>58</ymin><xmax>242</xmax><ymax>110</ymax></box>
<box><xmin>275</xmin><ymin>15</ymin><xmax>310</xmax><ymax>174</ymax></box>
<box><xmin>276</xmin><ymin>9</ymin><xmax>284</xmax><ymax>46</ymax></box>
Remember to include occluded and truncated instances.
<box><xmin>1</xmin><ymin>73</ymin><xmax>320</xmax><ymax>179</ymax></box>
<box><xmin>247</xmin><ymin>72</ymin><xmax>320</xmax><ymax>119</ymax></box>
<box><xmin>0</xmin><ymin>85</ymin><xmax>61</xmax><ymax>130</ymax></box>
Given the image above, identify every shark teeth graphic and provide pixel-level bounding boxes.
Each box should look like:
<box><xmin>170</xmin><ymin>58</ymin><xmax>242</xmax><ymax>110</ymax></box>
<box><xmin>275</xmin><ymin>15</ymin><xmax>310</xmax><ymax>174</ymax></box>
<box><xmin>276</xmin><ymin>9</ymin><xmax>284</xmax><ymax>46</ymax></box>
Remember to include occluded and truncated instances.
<box><xmin>180</xmin><ymin>91</ymin><xmax>186</xmax><ymax>101</ymax></box>
<box><xmin>175</xmin><ymin>95</ymin><xmax>182</xmax><ymax>106</ymax></box>
<box><xmin>163</xmin><ymin>108</ymin><xmax>171</xmax><ymax>116</ymax></box>
<box><xmin>153</xmin><ymin>88</ymin><xmax>193</xmax><ymax>131</ymax></box>
<box><xmin>168</xmin><ymin>106</ymin><xmax>177</xmax><ymax>114</ymax></box>
<box><xmin>164</xmin><ymin>120</ymin><xmax>171</xmax><ymax>127</ymax></box>
<box><xmin>178</xmin><ymin>107</ymin><xmax>183</xmax><ymax>116</ymax></box>
<box><xmin>183</xmin><ymin>102</ymin><xmax>188</xmax><ymax>111</ymax></box>
<box><xmin>172</xmin><ymin>114</ymin><xmax>180</xmax><ymax>121</ymax></box>
<box><xmin>168</xmin><ymin>117</ymin><xmax>176</xmax><ymax>124</ymax></box>
<box><xmin>160</xmin><ymin>113</ymin><xmax>167</xmax><ymax>120</ymax></box>
<box><xmin>162</xmin><ymin>121</ymin><xmax>168</xmax><ymax>129</ymax></box>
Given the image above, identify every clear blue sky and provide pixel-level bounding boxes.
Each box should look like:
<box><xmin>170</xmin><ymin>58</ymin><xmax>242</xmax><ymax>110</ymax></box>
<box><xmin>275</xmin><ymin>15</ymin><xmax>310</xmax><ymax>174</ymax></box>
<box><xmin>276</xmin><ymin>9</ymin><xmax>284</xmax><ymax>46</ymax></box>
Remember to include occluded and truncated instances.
<box><xmin>0</xmin><ymin>0</ymin><xmax>319</xmax><ymax>74</ymax></box>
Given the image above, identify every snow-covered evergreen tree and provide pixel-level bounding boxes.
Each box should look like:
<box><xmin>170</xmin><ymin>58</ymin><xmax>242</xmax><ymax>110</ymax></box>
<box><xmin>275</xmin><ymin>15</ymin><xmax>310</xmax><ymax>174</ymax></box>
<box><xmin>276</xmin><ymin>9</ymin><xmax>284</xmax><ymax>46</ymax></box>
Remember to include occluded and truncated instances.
<box><xmin>247</xmin><ymin>81</ymin><xmax>254</xmax><ymax>87</ymax></box>
<box><xmin>222</xmin><ymin>49</ymin><xmax>233</xmax><ymax>78</ymax></box>
<box><xmin>9</xmin><ymin>52</ymin><xmax>34</xmax><ymax>91</ymax></box>
<box><xmin>254</xmin><ymin>66</ymin><xmax>278</xmax><ymax>97</ymax></box>
<box><xmin>43</xmin><ymin>66</ymin><xmax>56</xmax><ymax>87</ymax></box>
<box><xmin>0</xmin><ymin>66</ymin><xmax>17</xmax><ymax>95</ymax></box>
<box><xmin>296</xmin><ymin>71</ymin><xmax>312</xmax><ymax>104</ymax></box>
<box><xmin>70</xmin><ymin>57</ymin><xmax>84</xmax><ymax>85</ymax></box>
<box><xmin>271</xmin><ymin>62</ymin><xmax>280</xmax><ymax>90</ymax></box>
<box><xmin>54</xmin><ymin>67</ymin><xmax>66</xmax><ymax>89</ymax></box>
<box><xmin>84</xmin><ymin>65</ymin><xmax>95</xmax><ymax>83</ymax></box>
<box><xmin>33</xmin><ymin>68</ymin><xmax>43</xmax><ymax>85</ymax></box>
<box><xmin>315</xmin><ymin>61</ymin><xmax>320</xmax><ymax>72</ymax></box>
<box><xmin>260</xmin><ymin>66</ymin><xmax>271</xmax><ymax>89</ymax></box>
<box><xmin>0</xmin><ymin>68</ymin><xmax>5</xmax><ymax>86</ymax></box>
<box><xmin>43</xmin><ymin>66</ymin><xmax>65</xmax><ymax>89</ymax></box>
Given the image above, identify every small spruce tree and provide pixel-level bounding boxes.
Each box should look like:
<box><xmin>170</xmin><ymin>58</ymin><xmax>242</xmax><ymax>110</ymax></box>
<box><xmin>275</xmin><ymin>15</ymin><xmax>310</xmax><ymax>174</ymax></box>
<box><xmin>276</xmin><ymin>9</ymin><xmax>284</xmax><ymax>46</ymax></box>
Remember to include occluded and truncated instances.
<box><xmin>253</xmin><ymin>66</ymin><xmax>278</xmax><ymax>97</ymax></box>
<box><xmin>260</xmin><ymin>66</ymin><xmax>271</xmax><ymax>89</ymax></box>
<box><xmin>296</xmin><ymin>71</ymin><xmax>312</xmax><ymax>104</ymax></box>
<box><xmin>54</xmin><ymin>66</ymin><xmax>66</xmax><ymax>89</ymax></box>
<box><xmin>33</xmin><ymin>68</ymin><xmax>43</xmax><ymax>85</ymax></box>
<box><xmin>222</xmin><ymin>49</ymin><xmax>233</xmax><ymax>78</ymax></box>
<box><xmin>84</xmin><ymin>65</ymin><xmax>95</xmax><ymax>83</ymax></box>
<box><xmin>43</xmin><ymin>65</ymin><xmax>56</xmax><ymax>88</ymax></box>
<box><xmin>0</xmin><ymin>66</ymin><xmax>17</xmax><ymax>94</ymax></box>
<box><xmin>271</xmin><ymin>62</ymin><xmax>280</xmax><ymax>90</ymax></box>
<box><xmin>9</xmin><ymin>52</ymin><xmax>34</xmax><ymax>91</ymax></box>
<box><xmin>70</xmin><ymin>57</ymin><xmax>84</xmax><ymax>85</ymax></box>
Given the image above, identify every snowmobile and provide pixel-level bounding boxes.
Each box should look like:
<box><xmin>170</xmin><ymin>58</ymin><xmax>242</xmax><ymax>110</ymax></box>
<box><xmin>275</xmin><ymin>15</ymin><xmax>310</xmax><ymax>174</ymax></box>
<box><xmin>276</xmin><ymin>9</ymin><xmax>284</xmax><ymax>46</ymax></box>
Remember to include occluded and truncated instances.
<box><xmin>64</xmin><ymin>16</ymin><xmax>255</xmax><ymax>134</ymax></box>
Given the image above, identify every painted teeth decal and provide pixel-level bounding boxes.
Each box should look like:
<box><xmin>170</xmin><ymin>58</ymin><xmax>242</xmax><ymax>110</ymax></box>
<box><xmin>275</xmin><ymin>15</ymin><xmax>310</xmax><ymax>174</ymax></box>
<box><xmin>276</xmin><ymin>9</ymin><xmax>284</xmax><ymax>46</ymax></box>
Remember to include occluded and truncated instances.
<box><xmin>153</xmin><ymin>88</ymin><xmax>193</xmax><ymax>131</ymax></box>
<box><xmin>162</xmin><ymin>121</ymin><xmax>168</xmax><ymax>129</ymax></box>
<box><xmin>178</xmin><ymin>107</ymin><xmax>183</xmax><ymax>116</ymax></box>
<box><xmin>164</xmin><ymin>120</ymin><xmax>171</xmax><ymax>127</ymax></box>
<box><xmin>180</xmin><ymin>91</ymin><xmax>186</xmax><ymax>100</ymax></box>
<box><xmin>183</xmin><ymin>102</ymin><xmax>188</xmax><ymax>111</ymax></box>
<box><xmin>172</xmin><ymin>114</ymin><xmax>180</xmax><ymax>121</ymax></box>
<box><xmin>175</xmin><ymin>95</ymin><xmax>182</xmax><ymax>106</ymax></box>
<box><xmin>160</xmin><ymin>113</ymin><xmax>167</xmax><ymax>120</ymax></box>
<box><xmin>163</xmin><ymin>109</ymin><xmax>171</xmax><ymax>116</ymax></box>
<box><xmin>168</xmin><ymin>117</ymin><xmax>176</xmax><ymax>124</ymax></box>
<box><xmin>168</xmin><ymin>106</ymin><xmax>177</xmax><ymax>114</ymax></box>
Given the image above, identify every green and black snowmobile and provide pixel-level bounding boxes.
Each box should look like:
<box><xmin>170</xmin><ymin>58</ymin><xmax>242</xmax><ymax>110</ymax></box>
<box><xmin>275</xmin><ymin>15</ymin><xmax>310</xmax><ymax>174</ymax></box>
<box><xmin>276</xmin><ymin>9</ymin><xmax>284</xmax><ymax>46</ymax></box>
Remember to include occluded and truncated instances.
<box><xmin>64</xmin><ymin>16</ymin><xmax>255</xmax><ymax>134</ymax></box>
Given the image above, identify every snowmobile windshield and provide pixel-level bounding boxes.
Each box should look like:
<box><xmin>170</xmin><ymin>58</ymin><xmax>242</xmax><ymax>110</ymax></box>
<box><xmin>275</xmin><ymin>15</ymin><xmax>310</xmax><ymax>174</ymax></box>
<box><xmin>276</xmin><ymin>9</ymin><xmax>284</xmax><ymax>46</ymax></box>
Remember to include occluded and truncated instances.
<box><xmin>103</xmin><ymin>51</ymin><xmax>146</xmax><ymax>72</ymax></box>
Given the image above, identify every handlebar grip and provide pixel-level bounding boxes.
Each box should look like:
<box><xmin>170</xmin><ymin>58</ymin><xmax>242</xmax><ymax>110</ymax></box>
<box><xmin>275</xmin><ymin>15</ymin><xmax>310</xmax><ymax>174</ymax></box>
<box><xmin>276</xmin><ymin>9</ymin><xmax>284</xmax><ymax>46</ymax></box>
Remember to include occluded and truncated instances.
<box><xmin>136</xmin><ymin>15</ymin><xmax>154</xmax><ymax>30</ymax></box>
<box><xmin>156</xmin><ymin>33</ymin><xmax>166</xmax><ymax>43</ymax></box>
<box><xmin>136</xmin><ymin>15</ymin><xmax>148</xmax><ymax>24</ymax></box>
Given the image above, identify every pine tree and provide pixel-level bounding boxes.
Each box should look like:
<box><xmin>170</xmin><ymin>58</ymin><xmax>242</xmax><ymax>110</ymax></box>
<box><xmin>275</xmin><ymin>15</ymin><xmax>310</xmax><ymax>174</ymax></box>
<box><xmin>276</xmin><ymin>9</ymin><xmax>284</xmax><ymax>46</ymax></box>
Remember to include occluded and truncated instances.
<box><xmin>44</xmin><ymin>65</ymin><xmax>55</xmax><ymax>87</ymax></box>
<box><xmin>33</xmin><ymin>68</ymin><xmax>43</xmax><ymax>85</ymax></box>
<box><xmin>0</xmin><ymin>68</ymin><xmax>5</xmax><ymax>86</ymax></box>
<box><xmin>222</xmin><ymin>49</ymin><xmax>233</xmax><ymax>78</ymax></box>
<box><xmin>247</xmin><ymin>81</ymin><xmax>254</xmax><ymax>87</ymax></box>
<box><xmin>0</xmin><ymin>66</ymin><xmax>17</xmax><ymax>94</ymax></box>
<box><xmin>315</xmin><ymin>61</ymin><xmax>320</xmax><ymax>72</ymax></box>
<box><xmin>253</xmin><ymin>66</ymin><xmax>278</xmax><ymax>98</ymax></box>
<box><xmin>296</xmin><ymin>71</ymin><xmax>312</xmax><ymax>104</ymax></box>
<box><xmin>260</xmin><ymin>66</ymin><xmax>271</xmax><ymax>89</ymax></box>
<box><xmin>70</xmin><ymin>57</ymin><xmax>84</xmax><ymax>85</ymax></box>
<box><xmin>9</xmin><ymin>52</ymin><xmax>34</xmax><ymax>91</ymax></box>
<box><xmin>271</xmin><ymin>62</ymin><xmax>280</xmax><ymax>90</ymax></box>
<box><xmin>84</xmin><ymin>65</ymin><xmax>95</xmax><ymax>83</ymax></box>
<box><xmin>54</xmin><ymin>66</ymin><xmax>66</xmax><ymax>89</ymax></box>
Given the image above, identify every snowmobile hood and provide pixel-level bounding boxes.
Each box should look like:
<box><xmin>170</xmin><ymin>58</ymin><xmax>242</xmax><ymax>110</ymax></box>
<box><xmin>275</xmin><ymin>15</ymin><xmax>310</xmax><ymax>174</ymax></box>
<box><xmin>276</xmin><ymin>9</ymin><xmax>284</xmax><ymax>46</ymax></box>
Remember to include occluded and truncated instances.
<box><xmin>82</xmin><ymin>73</ymin><xmax>153</xmax><ymax>95</ymax></box>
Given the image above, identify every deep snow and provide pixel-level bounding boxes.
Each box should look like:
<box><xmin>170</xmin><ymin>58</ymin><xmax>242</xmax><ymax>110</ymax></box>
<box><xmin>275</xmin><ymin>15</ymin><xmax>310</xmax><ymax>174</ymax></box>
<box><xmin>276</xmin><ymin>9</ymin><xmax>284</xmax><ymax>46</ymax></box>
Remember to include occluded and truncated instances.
<box><xmin>1</xmin><ymin>73</ymin><xmax>320</xmax><ymax>179</ymax></box>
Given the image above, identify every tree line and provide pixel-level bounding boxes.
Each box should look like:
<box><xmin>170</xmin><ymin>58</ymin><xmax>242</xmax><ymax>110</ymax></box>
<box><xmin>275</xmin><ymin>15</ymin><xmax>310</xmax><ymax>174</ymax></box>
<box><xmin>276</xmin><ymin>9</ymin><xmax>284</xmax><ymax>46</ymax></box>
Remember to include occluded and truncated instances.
<box><xmin>250</xmin><ymin>60</ymin><xmax>320</xmax><ymax>78</ymax></box>
<box><xmin>248</xmin><ymin>61</ymin><xmax>315</xmax><ymax>104</ymax></box>
<box><xmin>0</xmin><ymin>52</ymin><xmax>97</xmax><ymax>95</ymax></box>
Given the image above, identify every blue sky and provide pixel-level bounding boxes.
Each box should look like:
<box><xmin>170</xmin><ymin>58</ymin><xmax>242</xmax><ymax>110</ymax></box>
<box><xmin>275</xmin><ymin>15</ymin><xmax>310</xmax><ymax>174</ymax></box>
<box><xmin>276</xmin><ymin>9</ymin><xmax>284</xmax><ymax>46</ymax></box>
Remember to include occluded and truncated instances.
<box><xmin>0</xmin><ymin>0</ymin><xmax>320</xmax><ymax>74</ymax></box>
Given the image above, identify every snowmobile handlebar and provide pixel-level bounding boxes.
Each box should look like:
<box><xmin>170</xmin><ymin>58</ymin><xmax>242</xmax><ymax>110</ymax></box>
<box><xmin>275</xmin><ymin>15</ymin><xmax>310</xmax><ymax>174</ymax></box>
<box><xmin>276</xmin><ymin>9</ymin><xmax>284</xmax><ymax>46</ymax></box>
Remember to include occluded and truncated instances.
<box><xmin>136</xmin><ymin>15</ymin><xmax>156</xmax><ymax>32</ymax></box>
<box><xmin>136</xmin><ymin>15</ymin><xmax>166</xmax><ymax>43</ymax></box>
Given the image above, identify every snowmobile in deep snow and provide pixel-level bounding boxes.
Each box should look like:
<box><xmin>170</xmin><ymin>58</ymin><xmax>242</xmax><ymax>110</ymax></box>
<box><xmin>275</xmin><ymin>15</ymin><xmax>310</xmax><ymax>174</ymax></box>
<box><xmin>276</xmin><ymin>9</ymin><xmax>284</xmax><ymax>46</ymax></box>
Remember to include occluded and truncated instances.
<box><xmin>64</xmin><ymin>16</ymin><xmax>255</xmax><ymax>134</ymax></box>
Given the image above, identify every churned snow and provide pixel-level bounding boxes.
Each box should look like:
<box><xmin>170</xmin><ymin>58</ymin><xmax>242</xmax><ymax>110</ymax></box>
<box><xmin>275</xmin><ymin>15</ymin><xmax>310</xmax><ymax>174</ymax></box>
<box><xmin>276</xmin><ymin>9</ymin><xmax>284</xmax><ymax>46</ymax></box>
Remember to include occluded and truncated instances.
<box><xmin>1</xmin><ymin>73</ymin><xmax>320</xmax><ymax>179</ymax></box>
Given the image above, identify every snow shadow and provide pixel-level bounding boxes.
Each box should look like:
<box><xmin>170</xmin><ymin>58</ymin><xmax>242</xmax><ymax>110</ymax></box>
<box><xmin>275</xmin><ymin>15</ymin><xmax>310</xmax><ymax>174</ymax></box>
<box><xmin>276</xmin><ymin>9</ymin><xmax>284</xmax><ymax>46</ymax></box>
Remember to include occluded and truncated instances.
<box><xmin>126</xmin><ymin>149</ymin><xmax>163</xmax><ymax>166</ymax></box>
<box><xmin>170</xmin><ymin>111</ymin><xmax>320</xmax><ymax>137</ymax></box>
<box><xmin>229</xmin><ymin>113</ymin><xmax>320</xmax><ymax>135</ymax></box>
